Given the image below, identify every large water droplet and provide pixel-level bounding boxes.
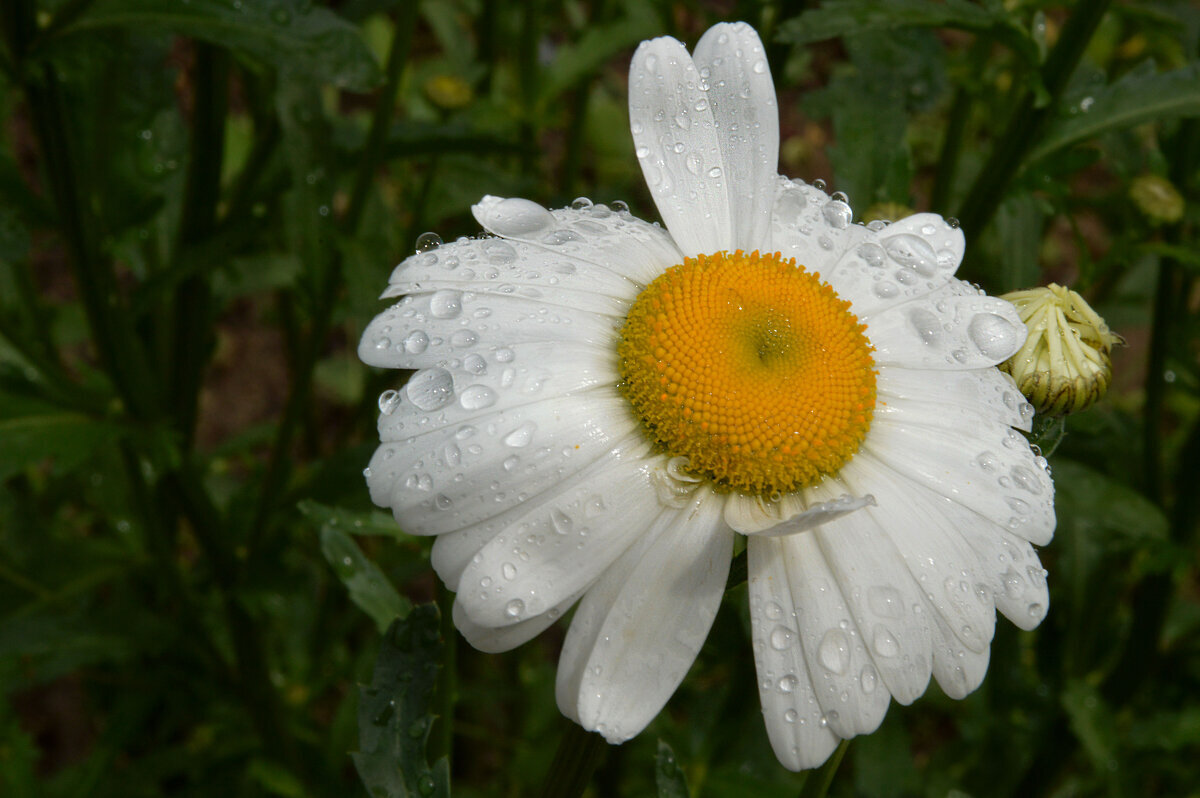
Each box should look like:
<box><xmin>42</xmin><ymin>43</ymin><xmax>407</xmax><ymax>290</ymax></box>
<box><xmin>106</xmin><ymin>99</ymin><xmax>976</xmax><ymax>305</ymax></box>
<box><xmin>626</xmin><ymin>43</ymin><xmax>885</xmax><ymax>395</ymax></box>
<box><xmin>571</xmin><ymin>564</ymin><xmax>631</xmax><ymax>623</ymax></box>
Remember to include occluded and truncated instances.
<box><xmin>817</xmin><ymin>629</ymin><xmax>851</xmax><ymax>675</ymax></box>
<box><xmin>503</xmin><ymin>421</ymin><xmax>537</xmax><ymax>448</ymax></box>
<box><xmin>884</xmin><ymin>234</ymin><xmax>938</xmax><ymax>275</ymax></box>
<box><xmin>501</xmin><ymin>562</ymin><xmax>517</xmax><ymax>580</ymax></box>
<box><xmin>822</xmin><ymin>199</ymin><xmax>852</xmax><ymax>229</ymax></box>
<box><xmin>868</xmin><ymin>586</ymin><xmax>905</xmax><ymax>619</ymax></box>
<box><xmin>777</xmin><ymin>674</ymin><xmax>799</xmax><ymax>693</ymax></box>
<box><xmin>551</xmin><ymin>509</ymin><xmax>573</xmax><ymax>535</ymax></box>
<box><xmin>505</xmin><ymin>598</ymin><xmax>525</xmax><ymax>618</ymax></box>
<box><xmin>429</xmin><ymin>290</ymin><xmax>463</xmax><ymax>319</ymax></box>
<box><xmin>403</xmin><ymin>330</ymin><xmax>429</xmax><ymax>354</ymax></box>
<box><xmin>908</xmin><ymin>308</ymin><xmax>942</xmax><ymax>345</ymax></box>
<box><xmin>480</xmin><ymin>197</ymin><xmax>555</xmax><ymax>237</ymax></box>
<box><xmin>872</xmin><ymin>625</ymin><xmax>900</xmax><ymax>657</ymax></box>
<box><xmin>860</xmin><ymin>665</ymin><xmax>878</xmax><ymax>694</ymax></box>
<box><xmin>415</xmin><ymin>232</ymin><xmax>442</xmax><ymax>252</ymax></box>
<box><xmin>459</xmin><ymin>384</ymin><xmax>497</xmax><ymax>410</ymax></box>
<box><xmin>856</xmin><ymin>242</ymin><xmax>886</xmax><ymax>267</ymax></box>
<box><xmin>1010</xmin><ymin>465</ymin><xmax>1043</xmax><ymax>495</ymax></box>
<box><xmin>378</xmin><ymin>389</ymin><xmax>401</xmax><ymax>415</ymax></box>
<box><xmin>684</xmin><ymin>152</ymin><xmax>702</xmax><ymax>175</ymax></box>
<box><xmin>967</xmin><ymin>313</ymin><xmax>1020</xmax><ymax>359</ymax></box>
<box><xmin>406</xmin><ymin>368</ymin><xmax>455</xmax><ymax>411</ymax></box>
<box><xmin>769</xmin><ymin>625</ymin><xmax>795</xmax><ymax>651</ymax></box>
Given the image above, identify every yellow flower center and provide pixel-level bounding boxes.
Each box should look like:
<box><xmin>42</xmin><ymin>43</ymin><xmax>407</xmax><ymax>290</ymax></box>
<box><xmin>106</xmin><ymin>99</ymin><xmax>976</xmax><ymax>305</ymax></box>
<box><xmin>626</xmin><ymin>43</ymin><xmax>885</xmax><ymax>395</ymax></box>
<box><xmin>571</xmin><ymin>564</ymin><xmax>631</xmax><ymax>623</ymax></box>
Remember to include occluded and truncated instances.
<box><xmin>618</xmin><ymin>250</ymin><xmax>876</xmax><ymax>495</ymax></box>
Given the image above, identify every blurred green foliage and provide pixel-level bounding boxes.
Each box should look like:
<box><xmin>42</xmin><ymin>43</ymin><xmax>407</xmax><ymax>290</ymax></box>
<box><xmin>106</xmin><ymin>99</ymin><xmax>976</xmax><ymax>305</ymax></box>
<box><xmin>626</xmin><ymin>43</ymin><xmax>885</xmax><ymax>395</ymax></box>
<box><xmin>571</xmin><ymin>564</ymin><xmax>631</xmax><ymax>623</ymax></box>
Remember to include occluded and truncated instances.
<box><xmin>0</xmin><ymin>1</ymin><xmax>1197</xmax><ymax>796</ymax></box>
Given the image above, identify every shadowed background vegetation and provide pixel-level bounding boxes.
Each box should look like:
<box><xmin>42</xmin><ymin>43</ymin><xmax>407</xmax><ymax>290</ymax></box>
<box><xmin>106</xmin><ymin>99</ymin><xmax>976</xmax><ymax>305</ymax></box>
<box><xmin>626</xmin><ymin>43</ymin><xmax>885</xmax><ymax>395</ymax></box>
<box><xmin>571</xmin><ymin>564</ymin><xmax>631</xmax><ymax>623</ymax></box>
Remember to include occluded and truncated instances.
<box><xmin>0</xmin><ymin>0</ymin><xmax>1198</xmax><ymax>796</ymax></box>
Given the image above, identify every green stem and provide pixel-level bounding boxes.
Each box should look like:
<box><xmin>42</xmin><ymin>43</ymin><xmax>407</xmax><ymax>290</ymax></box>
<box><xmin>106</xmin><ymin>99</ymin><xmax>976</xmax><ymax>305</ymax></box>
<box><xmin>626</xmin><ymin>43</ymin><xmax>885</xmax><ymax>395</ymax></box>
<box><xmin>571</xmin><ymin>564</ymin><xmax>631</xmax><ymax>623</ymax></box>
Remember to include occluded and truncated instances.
<box><xmin>345</xmin><ymin>1</ymin><xmax>416</xmax><ymax>233</ymax></box>
<box><xmin>433</xmin><ymin>580</ymin><xmax>456</xmax><ymax>769</ymax></box>
<box><xmin>538</xmin><ymin>721</ymin><xmax>608</xmax><ymax>798</ymax></box>
<box><xmin>798</xmin><ymin>739</ymin><xmax>850</xmax><ymax>798</ymax></box>
<box><xmin>954</xmin><ymin>0</ymin><xmax>1111</xmax><ymax>243</ymax></box>
<box><xmin>169</xmin><ymin>44</ymin><xmax>229</xmax><ymax>445</ymax></box>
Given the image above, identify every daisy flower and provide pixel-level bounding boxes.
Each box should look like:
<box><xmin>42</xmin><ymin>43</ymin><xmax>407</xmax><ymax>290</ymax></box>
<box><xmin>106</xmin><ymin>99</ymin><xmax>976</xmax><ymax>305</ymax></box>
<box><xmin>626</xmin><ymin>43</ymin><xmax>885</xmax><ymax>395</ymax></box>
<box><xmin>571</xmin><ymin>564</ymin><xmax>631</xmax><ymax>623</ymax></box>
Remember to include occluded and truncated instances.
<box><xmin>359</xmin><ymin>22</ymin><xmax>1054</xmax><ymax>769</ymax></box>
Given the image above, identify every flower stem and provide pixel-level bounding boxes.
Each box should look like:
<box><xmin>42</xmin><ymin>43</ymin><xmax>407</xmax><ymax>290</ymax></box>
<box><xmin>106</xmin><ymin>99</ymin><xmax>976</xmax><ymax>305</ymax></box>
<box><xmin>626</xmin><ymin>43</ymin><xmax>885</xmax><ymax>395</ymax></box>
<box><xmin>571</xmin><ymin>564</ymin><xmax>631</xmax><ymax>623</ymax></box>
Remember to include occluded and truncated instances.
<box><xmin>538</xmin><ymin>721</ymin><xmax>608</xmax><ymax>798</ymax></box>
<box><xmin>798</xmin><ymin>739</ymin><xmax>850</xmax><ymax>798</ymax></box>
<box><xmin>954</xmin><ymin>0</ymin><xmax>1111</xmax><ymax>243</ymax></box>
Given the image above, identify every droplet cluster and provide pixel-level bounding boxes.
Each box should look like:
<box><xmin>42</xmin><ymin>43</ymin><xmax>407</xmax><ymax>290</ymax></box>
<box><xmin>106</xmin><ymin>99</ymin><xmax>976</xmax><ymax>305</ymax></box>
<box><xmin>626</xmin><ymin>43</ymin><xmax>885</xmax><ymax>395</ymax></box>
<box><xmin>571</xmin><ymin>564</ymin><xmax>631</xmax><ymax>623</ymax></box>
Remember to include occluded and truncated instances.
<box><xmin>618</xmin><ymin>250</ymin><xmax>876</xmax><ymax>495</ymax></box>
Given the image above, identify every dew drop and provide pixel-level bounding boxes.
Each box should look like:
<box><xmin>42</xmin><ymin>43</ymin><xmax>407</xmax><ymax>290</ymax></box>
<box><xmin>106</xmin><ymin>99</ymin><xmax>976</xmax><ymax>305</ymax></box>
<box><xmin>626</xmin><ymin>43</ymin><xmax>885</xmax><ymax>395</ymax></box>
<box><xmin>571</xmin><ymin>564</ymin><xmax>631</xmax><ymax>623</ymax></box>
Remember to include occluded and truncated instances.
<box><xmin>503</xmin><ymin>421</ymin><xmax>537</xmax><ymax>448</ymax></box>
<box><xmin>817</xmin><ymin>629</ymin><xmax>851</xmax><ymax>675</ymax></box>
<box><xmin>873</xmin><ymin>281</ymin><xmax>899</xmax><ymax>299</ymax></box>
<box><xmin>860</xmin><ymin>665</ymin><xmax>878</xmax><ymax>694</ymax></box>
<box><xmin>505</xmin><ymin>598</ymin><xmax>525</xmax><ymax>618</ymax></box>
<box><xmin>415</xmin><ymin>232</ymin><xmax>442</xmax><ymax>252</ymax></box>
<box><xmin>405</xmin><ymin>368</ymin><xmax>455</xmax><ymax>411</ymax></box>
<box><xmin>429</xmin><ymin>290</ymin><xmax>463</xmax><ymax>319</ymax></box>
<box><xmin>967</xmin><ymin>313</ymin><xmax>1020</xmax><ymax>359</ymax></box>
<box><xmin>784</xmin><ymin>708</ymin><xmax>798</xmax><ymax>723</ymax></box>
<box><xmin>764</xmin><ymin>602</ymin><xmax>783</xmax><ymax>621</ymax></box>
<box><xmin>908</xmin><ymin>308</ymin><xmax>942</xmax><ymax>345</ymax></box>
<box><xmin>812</xmin><ymin>178</ymin><xmax>827</xmax><ymax>191</ymax></box>
<box><xmin>777</xmin><ymin>674</ymin><xmax>799</xmax><ymax>693</ymax></box>
<box><xmin>884</xmin><ymin>234</ymin><xmax>938</xmax><ymax>276</ymax></box>
<box><xmin>459</xmin><ymin>384</ymin><xmax>498</xmax><ymax>410</ymax></box>
<box><xmin>501</xmin><ymin>562</ymin><xmax>517</xmax><ymax>580</ymax></box>
<box><xmin>868</xmin><ymin>586</ymin><xmax>904</xmax><ymax>619</ymax></box>
<box><xmin>403</xmin><ymin>330</ymin><xmax>430</xmax><ymax>354</ymax></box>
<box><xmin>551</xmin><ymin>509</ymin><xmax>573</xmax><ymax>534</ymax></box>
<box><xmin>570</xmin><ymin>197</ymin><xmax>593</xmax><ymax>210</ymax></box>
<box><xmin>481</xmin><ymin>197</ymin><xmax>555</xmax><ymax>237</ymax></box>
<box><xmin>377</xmin><ymin>389</ymin><xmax>401</xmax><ymax>415</ymax></box>
<box><xmin>856</xmin><ymin>242</ymin><xmax>886</xmax><ymax>267</ymax></box>
<box><xmin>822</xmin><ymin>200</ymin><xmax>852</xmax><ymax>229</ymax></box>
<box><xmin>769</xmin><ymin>625</ymin><xmax>795</xmax><ymax>651</ymax></box>
<box><xmin>872</xmin><ymin>625</ymin><xmax>900</xmax><ymax>658</ymax></box>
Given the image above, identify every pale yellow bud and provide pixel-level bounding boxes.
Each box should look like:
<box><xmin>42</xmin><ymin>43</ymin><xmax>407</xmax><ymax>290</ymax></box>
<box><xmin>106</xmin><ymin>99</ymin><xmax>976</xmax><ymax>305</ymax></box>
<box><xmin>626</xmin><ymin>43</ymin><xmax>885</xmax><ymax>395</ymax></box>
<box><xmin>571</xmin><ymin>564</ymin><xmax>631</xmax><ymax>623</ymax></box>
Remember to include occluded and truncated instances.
<box><xmin>1129</xmin><ymin>174</ymin><xmax>1185</xmax><ymax>225</ymax></box>
<box><xmin>999</xmin><ymin>284</ymin><xmax>1123</xmax><ymax>416</ymax></box>
<box><xmin>424</xmin><ymin>74</ymin><xmax>473</xmax><ymax>111</ymax></box>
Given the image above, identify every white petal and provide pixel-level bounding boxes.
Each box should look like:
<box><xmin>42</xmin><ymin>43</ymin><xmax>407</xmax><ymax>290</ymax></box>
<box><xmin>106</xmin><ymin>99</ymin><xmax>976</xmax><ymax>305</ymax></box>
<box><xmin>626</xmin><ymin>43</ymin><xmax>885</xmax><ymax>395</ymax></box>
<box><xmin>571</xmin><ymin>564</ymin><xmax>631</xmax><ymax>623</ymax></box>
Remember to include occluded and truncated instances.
<box><xmin>862</xmin><ymin>415</ymin><xmax>1055</xmax><ymax>545</ymax></box>
<box><xmin>371</xmin><ymin>392</ymin><xmax>637</xmax><ymax>536</ymax></box>
<box><xmin>732</xmin><ymin>493</ymin><xmax>876</xmax><ymax>536</ymax></box>
<box><xmin>770</xmin><ymin>178</ymin><xmax>864</xmax><ymax>276</ymax></box>
<box><xmin>452</xmin><ymin>591</ymin><xmax>581</xmax><ymax>654</ymax></box>
<box><xmin>806</xmin><ymin>478</ymin><xmax>935</xmax><ymax>705</ymax></box>
<box><xmin>557</xmin><ymin>492</ymin><xmax>733</xmax><ymax>743</ymax></box>
<box><xmin>928</xmin><ymin>610</ymin><xmax>990</xmax><ymax>699</ymax></box>
<box><xmin>838</xmin><ymin>455</ymin><xmax>997</xmax><ymax>654</ymax></box>
<box><xmin>866</xmin><ymin>282</ymin><xmax>1027</xmax><ymax>370</ymax></box>
<box><xmin>692</xmin><ymin>22</ymin><xmax>779</xmax><ymax>251</ymax></box>
<box><xmin>747</xmin><ymin>536</ymin><xmax>840</xmax><ymax>769</ymax></box>
<box><xmin>471</xmin><ymin>197</ymin><xmax>682</xmax><ymax>286</ymax></box>
<box><xmin>819</xmin><ymin>214</ymin><xmax>964</xmax><ymax>318</ymax></box>
<box><xmin>456</xmin><ymin>440</ymin><xmax>665</xmax><ymax>627</ymax></box>
<box><xmin>360</xmin><ymin>290</ymin><xmax>621</xmax><ymax>371</ymax></box>
<box><xmin>629</xmin><ymin>37</ymin><xmax>732</xmax><ymax>256</ymax></box>
<box><xmin>945</xmin><ymin>502</ymin><xmax>1051</xmax><ymax>630</ymax></box>
<box><xmin>876</xmin><ymin>366</ymin><xmax>1034</xmax><ymax>432</ymax></box>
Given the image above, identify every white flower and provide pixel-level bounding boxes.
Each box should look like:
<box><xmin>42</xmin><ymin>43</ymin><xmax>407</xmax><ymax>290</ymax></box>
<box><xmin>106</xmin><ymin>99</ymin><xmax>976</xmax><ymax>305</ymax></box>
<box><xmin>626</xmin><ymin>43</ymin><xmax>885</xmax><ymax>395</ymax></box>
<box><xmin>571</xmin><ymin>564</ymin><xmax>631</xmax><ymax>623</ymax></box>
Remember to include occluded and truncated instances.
<box><xmin>359</xmin><ymin>22</ymin><xmax>1055</xmax><ymax>770</ymax></box>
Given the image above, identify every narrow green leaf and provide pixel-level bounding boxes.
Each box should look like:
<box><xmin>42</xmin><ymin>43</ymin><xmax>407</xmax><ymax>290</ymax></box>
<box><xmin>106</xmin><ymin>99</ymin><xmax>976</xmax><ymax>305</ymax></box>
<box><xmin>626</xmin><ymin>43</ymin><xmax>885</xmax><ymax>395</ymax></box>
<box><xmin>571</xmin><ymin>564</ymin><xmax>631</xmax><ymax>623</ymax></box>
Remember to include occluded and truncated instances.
<box><xmin>59</xmin><ymin>0</ymin><xmax>382</xmax><ymax>91</ymax></box>
<box><xmin>353</xmin><ymin>606</ymin><xmax>450</xmax><ymax>798</ymax></box>
<box><xmin>1029</xmin><ymin>62</ymin><xmax>1200</xmax><ymax>163</ymax></box>
<box><xmin>320</xmin><ymin>526</ymin><xmax>410</xmax><ymax>632</ymax></box>
<box><xmin>655</xmin><ymin>740</ymin><xmax>689</xmax><ymax>798</ymax></box>
<box><xmin>0</xmin><ymin>407</ymin><xmax>120</xmax><ymax>480</ymax></box>
<box><xmin>299</xmin><ymin>499</ymin><xmax>400</xmax><ymax>538</ymax></box>
<box><xmin>1062</xmin><ymin>680</ymin><xmax>1120</xmax><ymax>772</ymax></box>
<box><xmin>538</xmin><ymin>5</ymin><xmax>660</xmax><ymax>109</ymax></box>
<box><xmin>776</xmin><ymin>0</ymin><xmax>1038</xmax><ymax>66</ymax></box>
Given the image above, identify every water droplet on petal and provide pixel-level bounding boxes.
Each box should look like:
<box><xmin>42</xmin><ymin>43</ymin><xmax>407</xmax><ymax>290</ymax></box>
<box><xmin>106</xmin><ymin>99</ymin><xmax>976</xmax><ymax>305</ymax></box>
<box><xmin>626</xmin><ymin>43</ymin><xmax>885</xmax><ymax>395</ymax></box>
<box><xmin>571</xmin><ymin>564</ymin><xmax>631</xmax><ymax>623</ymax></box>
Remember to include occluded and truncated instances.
<box><xmin>503</xmin><ymin>421</ymin><xmax>537</xmax><ymax>448</ymax></box>
<box><xmin>481</xmin><ymin>197</ymin><xmax>555</xmax><ymax>237</ymax></box>
<box><xmin>884</xmin><ymin>234</ymin><xmax>938</xmax><ymax>276</ymax></box>
<box><xmin>860</xmin><ymin>665</ymin><xmax>878</xmax><ymax>694</ymax></box>
<box><xmin>429</xmin><ymin>290</ymin><xmax>463</xmax><ymax>319</ymax></box>
<box><xmin>403</xmin><ymin>330</ymin><xmax>429</xmax><ymax>354</ymax></box>
<box><xmin>406</xmin><ymin>368</ymin><xmax>455</xmax><ymax>411</ymax></box>
<box><xmin>769</xmin><ymin>625</ymin><xmax>795</xmax><ymax>651</ymax></box>
<box><xmin>505</xmin><ymin>598</ymin><xmax>525</xmax><ymax>618</ymax></box>
<box><xmin>570</xmin><ymin>197</ymin><xmax>592</xmax><ymax>210</ymax></box>
<box><xmin>872</xmin><ymin>625</ymin><xmax>900</xmax><ymax>657</ymax></box>
<box><xmin>378</xmin><ymin>389</ymin><xmax>401</xmax><ymax>414</ymax></box>
<box><xmin>968</xmin><ymin>313</ymin><xmax>1020</xmax><ymax>360</ymax></box>
<box><xmin>777</xmin><ymin>674</ymin><xmax>799</xmax><ymax>693</ymax></box>
<box><xmin>458</xmin><ymin>384</ymin><xmax>497</xmax><ymax>410</ymax></box>
<box><xmin>415</xmin><ymin>232</ymin><xmax>442</xmax><ymax>252</ymax></box>
<box><xmin>817</xmin><ymin>629</ymin><xmax>851</xmax><ymax>674</ymax></box>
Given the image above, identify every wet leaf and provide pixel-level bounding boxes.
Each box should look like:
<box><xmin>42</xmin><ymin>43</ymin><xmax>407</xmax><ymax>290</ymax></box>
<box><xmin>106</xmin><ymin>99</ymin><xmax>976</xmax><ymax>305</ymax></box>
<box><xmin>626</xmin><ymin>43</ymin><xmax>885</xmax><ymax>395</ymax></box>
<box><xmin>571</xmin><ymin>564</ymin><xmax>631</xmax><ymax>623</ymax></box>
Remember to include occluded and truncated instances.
<box><xmin>59</xmin><ymin>0</ymin><xmax>381</xmax><ymax>91</ymax></box>
<box><xmin>655</xmin><ymin>739</ymin><xmax>690</xmax><ymax>798</ymax></box>
<box><xmin>353</xmin><ymin>606</ymin><xmax>449</xmax><ymax>798</ymax></box>
<box><xmin>320</xmin><ymin>525</ymin><xmax>410</xmax><ymax>632</ymax></box>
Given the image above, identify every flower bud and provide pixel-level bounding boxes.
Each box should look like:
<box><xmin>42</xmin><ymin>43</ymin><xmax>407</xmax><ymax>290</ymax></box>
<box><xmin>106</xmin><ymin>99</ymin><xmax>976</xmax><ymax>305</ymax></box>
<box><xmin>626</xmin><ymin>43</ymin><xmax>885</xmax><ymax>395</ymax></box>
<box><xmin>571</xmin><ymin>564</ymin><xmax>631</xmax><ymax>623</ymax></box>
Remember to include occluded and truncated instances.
<box><xmin>1129</xmin><ymin>174</ymin><xmax>1184</xmax><ymax>225</ymax></box>
<box><xmin>999</xmin><ymin>284</ymin><xmax>1122</xmax><ymax>416</ymax></box>
<box><xmin>424</xmin><ymin>74</ymin><xmax>473</xmax><ymax>111</ymax></box>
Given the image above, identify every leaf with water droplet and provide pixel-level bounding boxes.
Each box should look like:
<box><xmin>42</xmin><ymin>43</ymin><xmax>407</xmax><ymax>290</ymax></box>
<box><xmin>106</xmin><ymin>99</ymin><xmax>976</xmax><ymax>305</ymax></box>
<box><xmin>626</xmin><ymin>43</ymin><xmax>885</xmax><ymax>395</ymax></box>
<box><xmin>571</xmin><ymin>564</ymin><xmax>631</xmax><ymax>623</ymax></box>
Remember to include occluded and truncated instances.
<box><xmin>352</xmin><ymin>605</ymin><xmax>449</xmax><ymax>798</ymax></box>
<box><xmin>320</xmin><ymin>526</ymin><xmax>410</xmax><ymax>632</ymax></box>
<box><xmin>655</xmin><ymin>739</ymin><xmax>690</xmax><ymax>798</ymax></box>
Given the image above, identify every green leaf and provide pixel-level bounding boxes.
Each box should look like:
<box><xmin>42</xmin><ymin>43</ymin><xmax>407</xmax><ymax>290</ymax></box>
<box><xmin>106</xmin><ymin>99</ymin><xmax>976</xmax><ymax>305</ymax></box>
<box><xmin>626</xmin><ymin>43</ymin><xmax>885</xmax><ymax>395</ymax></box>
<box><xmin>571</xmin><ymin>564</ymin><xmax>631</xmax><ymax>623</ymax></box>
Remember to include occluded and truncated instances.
<box><xmin>60</xmin><ymin>0</ymin><xmax>382</xmax><ymax>91</ymax></box>
<box><xmin>1061</xmin><ymin>680</ymin><xmax>1120</xmax><ymax>772</ymax></box>
<box><xmin>776</xmin><ymin>0</ymin><xmax>1038</xmax><ymax>67</ymax></box>
<box><xmin>655</xmin><ymin>740</ymin><xmax>689</xmax><ymax>798</ymax></box>
<box><xmin>320</xmin><ymin>526</ymin><xmax>411</xmax><ymax>632</ymax></box>
<box><xmin>538</xmin><ymin>4</ymin><xmax>660</xmax><ymax>110</ymax></box>
<box><xmin>353</xmin><ymin>606</ymin><xmax>450</xmax><ymax>798</ymax></box>
<box><xmin>1029</xmin><ymin>62</ymin><xmax>1200</xmax><ymax>163</ymax></box>
<box><xmin>299</xmin><ymin>499</ymin><xmax>401</xmax><ymax>538</ymax></box>
<box><xmin>0</xmin><ymin>401</ymin><xmax>121</xmax><ymax>480</ymax></box>
<box><xmin>0</xmin><ymin>707</ymin><xmax>37</xmax><ymax>797</ymax></box>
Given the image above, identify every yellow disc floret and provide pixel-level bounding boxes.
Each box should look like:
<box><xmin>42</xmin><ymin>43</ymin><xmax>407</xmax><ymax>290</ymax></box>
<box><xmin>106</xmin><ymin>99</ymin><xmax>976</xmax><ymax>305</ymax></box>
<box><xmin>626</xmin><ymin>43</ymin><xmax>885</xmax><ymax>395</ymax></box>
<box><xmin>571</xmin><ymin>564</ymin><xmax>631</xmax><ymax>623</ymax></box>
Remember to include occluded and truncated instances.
<box><xmin>618</xmin><ymin>250</ymin><xmax>876</xmax><ymax>495</ymax></box>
